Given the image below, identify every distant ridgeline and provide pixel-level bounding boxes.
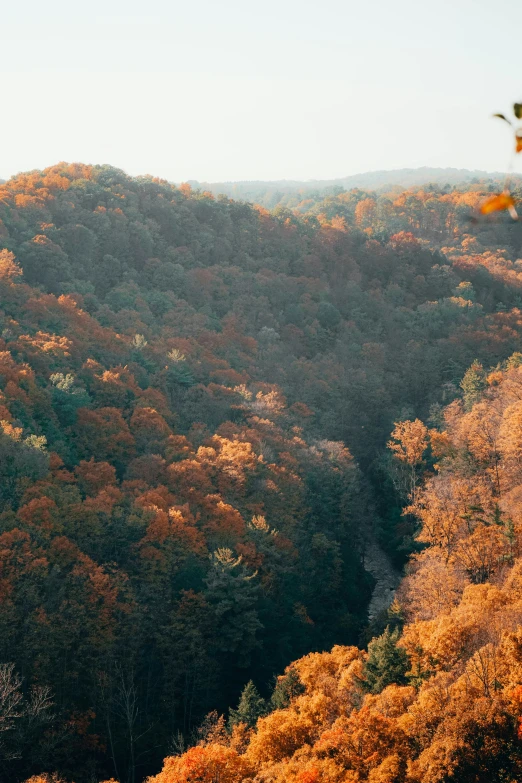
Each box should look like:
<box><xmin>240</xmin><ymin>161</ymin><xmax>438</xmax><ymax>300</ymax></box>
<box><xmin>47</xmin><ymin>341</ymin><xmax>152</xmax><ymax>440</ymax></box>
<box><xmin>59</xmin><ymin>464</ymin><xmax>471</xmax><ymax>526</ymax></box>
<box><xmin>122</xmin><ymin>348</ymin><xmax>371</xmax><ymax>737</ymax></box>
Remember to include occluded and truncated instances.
<box><xmin>189</xmin><ymin>166</ymin><xmax>516</xmax><ymax>208</ymax></box>
<box><xmin>1</xmin><ymin>163</ymin><xmax>522</xmax><ymax>782</ymax></box>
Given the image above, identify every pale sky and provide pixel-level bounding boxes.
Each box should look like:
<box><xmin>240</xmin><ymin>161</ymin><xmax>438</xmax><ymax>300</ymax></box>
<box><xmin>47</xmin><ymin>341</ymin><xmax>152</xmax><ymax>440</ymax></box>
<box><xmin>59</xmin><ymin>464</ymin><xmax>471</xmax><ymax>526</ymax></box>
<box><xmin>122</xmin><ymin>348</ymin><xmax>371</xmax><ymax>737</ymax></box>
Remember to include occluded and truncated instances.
<box><xmin>2</xmin><ymin>0</ymin><xmax>522</xmax><ymax>183</ymax></box>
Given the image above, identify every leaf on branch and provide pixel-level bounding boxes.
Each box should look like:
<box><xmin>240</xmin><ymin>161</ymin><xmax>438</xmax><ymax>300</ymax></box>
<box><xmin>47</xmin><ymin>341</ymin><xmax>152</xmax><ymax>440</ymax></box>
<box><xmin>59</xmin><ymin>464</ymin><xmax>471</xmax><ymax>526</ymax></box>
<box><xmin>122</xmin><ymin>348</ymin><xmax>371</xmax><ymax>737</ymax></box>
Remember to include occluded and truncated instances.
<box><xmin>493</xmin><ymin>113</ymin><xmax>512</xmax><ymax>125</ymax></box>
<box><xmin>514</xmin><ymin>103</ymin><xmax>522</xmax><ymax>119</ymax></box>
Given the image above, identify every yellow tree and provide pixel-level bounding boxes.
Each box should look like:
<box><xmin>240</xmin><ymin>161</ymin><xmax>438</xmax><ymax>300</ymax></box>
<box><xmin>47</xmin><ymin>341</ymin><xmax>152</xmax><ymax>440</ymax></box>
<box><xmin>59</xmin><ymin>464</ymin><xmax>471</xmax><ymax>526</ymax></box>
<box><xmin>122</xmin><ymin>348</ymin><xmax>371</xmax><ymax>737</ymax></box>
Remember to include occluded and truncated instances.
<box><xmin>388</xmin><ymin>419</ymin><xmax>429</xmax><ymax>503</ymax></box>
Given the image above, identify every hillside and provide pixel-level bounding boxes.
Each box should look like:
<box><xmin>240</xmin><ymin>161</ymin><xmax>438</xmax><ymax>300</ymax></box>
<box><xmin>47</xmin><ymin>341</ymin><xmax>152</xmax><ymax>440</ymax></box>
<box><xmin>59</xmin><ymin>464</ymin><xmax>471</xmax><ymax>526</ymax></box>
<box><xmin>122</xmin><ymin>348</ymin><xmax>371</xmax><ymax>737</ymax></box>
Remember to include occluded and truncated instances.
<box><xmin>189</xmin><ymin>167</ymin><xmax>514</xmax><ymax>209</ymax></box>
<box><xmin>151</xmin><ymin>359</ymin><xmax>522</xmax><ymax>782</ymax></box>
<box><xmin>0</xmin><ymin>163</ymin><xmax>521</xmax><ymax>782</ymax></box>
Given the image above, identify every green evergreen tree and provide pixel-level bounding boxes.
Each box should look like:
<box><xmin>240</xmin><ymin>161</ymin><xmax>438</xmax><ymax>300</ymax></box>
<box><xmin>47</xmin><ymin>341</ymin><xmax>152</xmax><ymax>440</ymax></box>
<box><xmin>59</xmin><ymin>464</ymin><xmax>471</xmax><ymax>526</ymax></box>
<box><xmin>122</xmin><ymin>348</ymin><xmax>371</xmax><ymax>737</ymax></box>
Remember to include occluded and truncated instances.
<box><xmin>166</xmin><ymin>363</ymin><xmax>195</xmax><ymax>388</ymax></box>
<box><xmin>228</xmin><ymin>680</ymin><xmax>266</xmax><ymax>728</ymax></box>
<box><xmin>361</xmin><ymin>626</ymin><xmax>409</xmax><ymax>694</ymax></box>
<box><xmin>50</xmin><ymin>372</ymin><xmax>91</xmax><ymax>426</ymax></box>
<box><xmin>506</xmin><ymin>351</ymin><xmax>522</xmax><ymax>370</ymax></box>
<box><xmin>317</xmin><ymin>301</ymin><xmax>341</xmax><ymax>330</ymax></box>
<box><xmin>460</xmin><ymin>360</ymin><xmax>486</xmax><ymax>411</ymax></box>
<box><xmin>204</xmin><ymin>549</ymin><xmax>262</xmax><ymax>666</ymax></box>
<box><xmin>270</xmin><ymin>667</ymin><xmax>305</xmax><ymax>710</ymax></box>
<box><xmin>0</xmin><ymin>425</ymin><xmax>49</xmax><ymax>511</ymax></box>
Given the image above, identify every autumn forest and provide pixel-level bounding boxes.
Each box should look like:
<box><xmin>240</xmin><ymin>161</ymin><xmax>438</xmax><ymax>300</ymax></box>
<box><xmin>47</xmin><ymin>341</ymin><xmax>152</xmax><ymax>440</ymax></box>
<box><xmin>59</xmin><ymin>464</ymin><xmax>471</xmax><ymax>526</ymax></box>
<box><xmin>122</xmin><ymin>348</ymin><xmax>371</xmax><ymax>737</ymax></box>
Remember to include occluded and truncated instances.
<box><xmin>1</xmin><ymin>162</ymin><xmax>522</xmax><ymax>783</ymax></box>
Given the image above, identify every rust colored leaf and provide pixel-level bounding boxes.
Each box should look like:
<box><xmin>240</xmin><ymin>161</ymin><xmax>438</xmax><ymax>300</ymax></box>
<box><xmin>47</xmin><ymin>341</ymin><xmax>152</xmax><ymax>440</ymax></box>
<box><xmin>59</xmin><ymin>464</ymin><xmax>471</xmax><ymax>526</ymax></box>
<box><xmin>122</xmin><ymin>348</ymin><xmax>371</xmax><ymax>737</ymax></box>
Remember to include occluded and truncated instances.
<box><xmin>480</xmin><ymin>192</ymin><xmax>516</xmax><ymax>216</ymax></box>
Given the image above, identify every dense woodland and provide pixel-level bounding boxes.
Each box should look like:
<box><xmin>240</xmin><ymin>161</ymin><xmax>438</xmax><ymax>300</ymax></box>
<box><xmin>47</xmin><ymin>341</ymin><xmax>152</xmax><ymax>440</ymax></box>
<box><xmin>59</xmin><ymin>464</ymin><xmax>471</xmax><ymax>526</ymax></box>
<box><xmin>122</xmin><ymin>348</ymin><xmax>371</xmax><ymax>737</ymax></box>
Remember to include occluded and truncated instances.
<box><xmin>0</xmin><ymin>163</ymin><xmax>522</xmax><ymax>782</ymax></box>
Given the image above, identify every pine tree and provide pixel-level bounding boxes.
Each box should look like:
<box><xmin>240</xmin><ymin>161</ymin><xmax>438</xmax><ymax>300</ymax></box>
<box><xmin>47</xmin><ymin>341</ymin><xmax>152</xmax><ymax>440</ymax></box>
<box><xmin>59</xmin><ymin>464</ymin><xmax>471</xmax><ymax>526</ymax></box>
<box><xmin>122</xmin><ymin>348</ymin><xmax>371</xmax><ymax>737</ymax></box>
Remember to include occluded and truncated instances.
<box><xmin>361</xmin><ymin>626</ymin><xmax>409</xmax><ymax>694</ymax></box>
<box><xmin>166</xmin><ymin>363</ymin><xmax>195</xmax><ymax>388</ymax></box>
<box><xmin>270</xmin><ymin>668</ymin><xmax>304</xmax><ymax>710</ymax></box>
<box><xmin>228</xmin><ymin>680</ymin><xmax>266</xmax><ymax>728</ymax></box>
<box><xmin>461</xmin><ymin>360</ymin><xmax>486</xmax><ymax>411</ymax></box>
<box><xmin>506</xmin><ymin>352</ymin><xmax>522</xmax><ymax>370</ymax></box>
<box><xmin>204</xmin><ymin>549</ymin><xmax>262</xmax><ymax>666</ymax></box>
<box><xmin>50</xmin><ymin>372</ymin><xmax>91</xmax><ymax>426</ymax></box>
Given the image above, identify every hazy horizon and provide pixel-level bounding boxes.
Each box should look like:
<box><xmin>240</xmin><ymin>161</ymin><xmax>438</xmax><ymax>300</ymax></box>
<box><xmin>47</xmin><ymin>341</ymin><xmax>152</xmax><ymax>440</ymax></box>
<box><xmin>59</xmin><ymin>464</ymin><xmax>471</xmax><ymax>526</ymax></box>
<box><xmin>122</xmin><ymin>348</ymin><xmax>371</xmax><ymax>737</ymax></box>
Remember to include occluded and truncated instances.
<box><xmin>3</xmin><ymin>0</ymin><xmax>522</xmax><ymax>183</ymax></box>
<box><xmin>188</xmin><ymin>165</ymin><xmax>510</xmax><ymax>186</ymax></box>
<box><xmin>0</xmin><ymin>164</ymin><xmax>514</xmax><ymax>189</ymax></box>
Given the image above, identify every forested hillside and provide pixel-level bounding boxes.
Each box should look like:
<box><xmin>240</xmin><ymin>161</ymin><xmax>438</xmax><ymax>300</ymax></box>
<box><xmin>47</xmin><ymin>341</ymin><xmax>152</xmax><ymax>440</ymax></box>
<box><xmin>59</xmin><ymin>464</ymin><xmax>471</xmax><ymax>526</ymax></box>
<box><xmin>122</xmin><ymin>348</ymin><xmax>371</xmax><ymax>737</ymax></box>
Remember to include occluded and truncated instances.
<box><xmin>191</xmin><ymin>168</ymin><xmax>519</xmax><ymax>209</ymax></box>
<box><xmin>151</xmin><ymin>359</ymin><xmax>522</xmax><ymax>782</ymax></box>
<box><xmin>0</xmin><ymin>163</ymin><xmax>521</xmax><ymax>782</ymax></box>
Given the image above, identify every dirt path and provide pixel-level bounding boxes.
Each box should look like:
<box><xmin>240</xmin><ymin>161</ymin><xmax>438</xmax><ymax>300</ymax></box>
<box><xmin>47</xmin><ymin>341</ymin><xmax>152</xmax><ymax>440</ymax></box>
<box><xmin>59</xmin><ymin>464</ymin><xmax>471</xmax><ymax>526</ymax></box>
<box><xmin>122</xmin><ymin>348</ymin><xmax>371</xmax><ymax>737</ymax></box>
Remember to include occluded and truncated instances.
<box><xmin>364</xmin><ymin>542</ymin><xmax>401</xmax><ymax>621</ymax></box>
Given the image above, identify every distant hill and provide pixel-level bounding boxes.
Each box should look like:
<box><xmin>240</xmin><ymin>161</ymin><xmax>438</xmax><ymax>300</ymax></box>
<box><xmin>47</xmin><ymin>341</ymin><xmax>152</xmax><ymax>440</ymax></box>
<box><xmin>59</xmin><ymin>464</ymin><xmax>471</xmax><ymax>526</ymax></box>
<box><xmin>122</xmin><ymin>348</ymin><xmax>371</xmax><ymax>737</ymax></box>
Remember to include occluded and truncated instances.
<box><xmin>190</xmin><ymin>167</ymin><xmax>511</xmax><ymax>207</ymax></box>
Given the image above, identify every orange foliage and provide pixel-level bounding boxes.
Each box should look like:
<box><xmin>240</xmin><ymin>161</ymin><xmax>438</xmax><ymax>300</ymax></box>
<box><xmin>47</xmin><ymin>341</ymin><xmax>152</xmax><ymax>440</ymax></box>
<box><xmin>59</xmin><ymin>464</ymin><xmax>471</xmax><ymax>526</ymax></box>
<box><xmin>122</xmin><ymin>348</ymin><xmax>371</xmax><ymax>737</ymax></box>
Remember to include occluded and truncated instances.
<box><xmin>129</xmin><ymin>406</ymin><xmax>171</xmax><ymax>452</ymax></box>
<box><xmin>74</xmin><ymin>459</ymin><xmax>117</xmax><ymax>496</ymax></box>
<box><xmin>76</xmin><ymin>407</ymin><xmax>136</xmax><ymax>463</ymax></box>
<box><xmin>146</xmin><ymin>744</ymin><xmax>253</xmax><ymax>783</ymax></box>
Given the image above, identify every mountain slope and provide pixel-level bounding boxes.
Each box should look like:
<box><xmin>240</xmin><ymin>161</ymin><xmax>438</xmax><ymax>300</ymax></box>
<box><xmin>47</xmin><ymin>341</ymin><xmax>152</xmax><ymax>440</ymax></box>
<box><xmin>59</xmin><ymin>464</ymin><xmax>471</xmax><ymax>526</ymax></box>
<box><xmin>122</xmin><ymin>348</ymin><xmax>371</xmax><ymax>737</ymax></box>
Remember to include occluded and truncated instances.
<box><xmin>1</xmin><ymin>163</ymin><xmax>522</xmax><ymax>781</ymax></box>
<box><xmin>151</xmin><ymin>357</ymin><xmax>522</xmax><ymax>783</ymax></box>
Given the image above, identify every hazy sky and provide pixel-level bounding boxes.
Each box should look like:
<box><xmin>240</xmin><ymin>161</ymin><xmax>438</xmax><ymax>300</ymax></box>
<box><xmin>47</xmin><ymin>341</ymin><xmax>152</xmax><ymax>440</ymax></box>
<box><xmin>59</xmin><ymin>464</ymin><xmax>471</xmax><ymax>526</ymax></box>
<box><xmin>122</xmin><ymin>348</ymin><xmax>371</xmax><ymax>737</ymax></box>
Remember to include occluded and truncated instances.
<box><xmin>2</xmin><ymin>0</ymin><xmax>522</xmax><ymax>183</ymax></box>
